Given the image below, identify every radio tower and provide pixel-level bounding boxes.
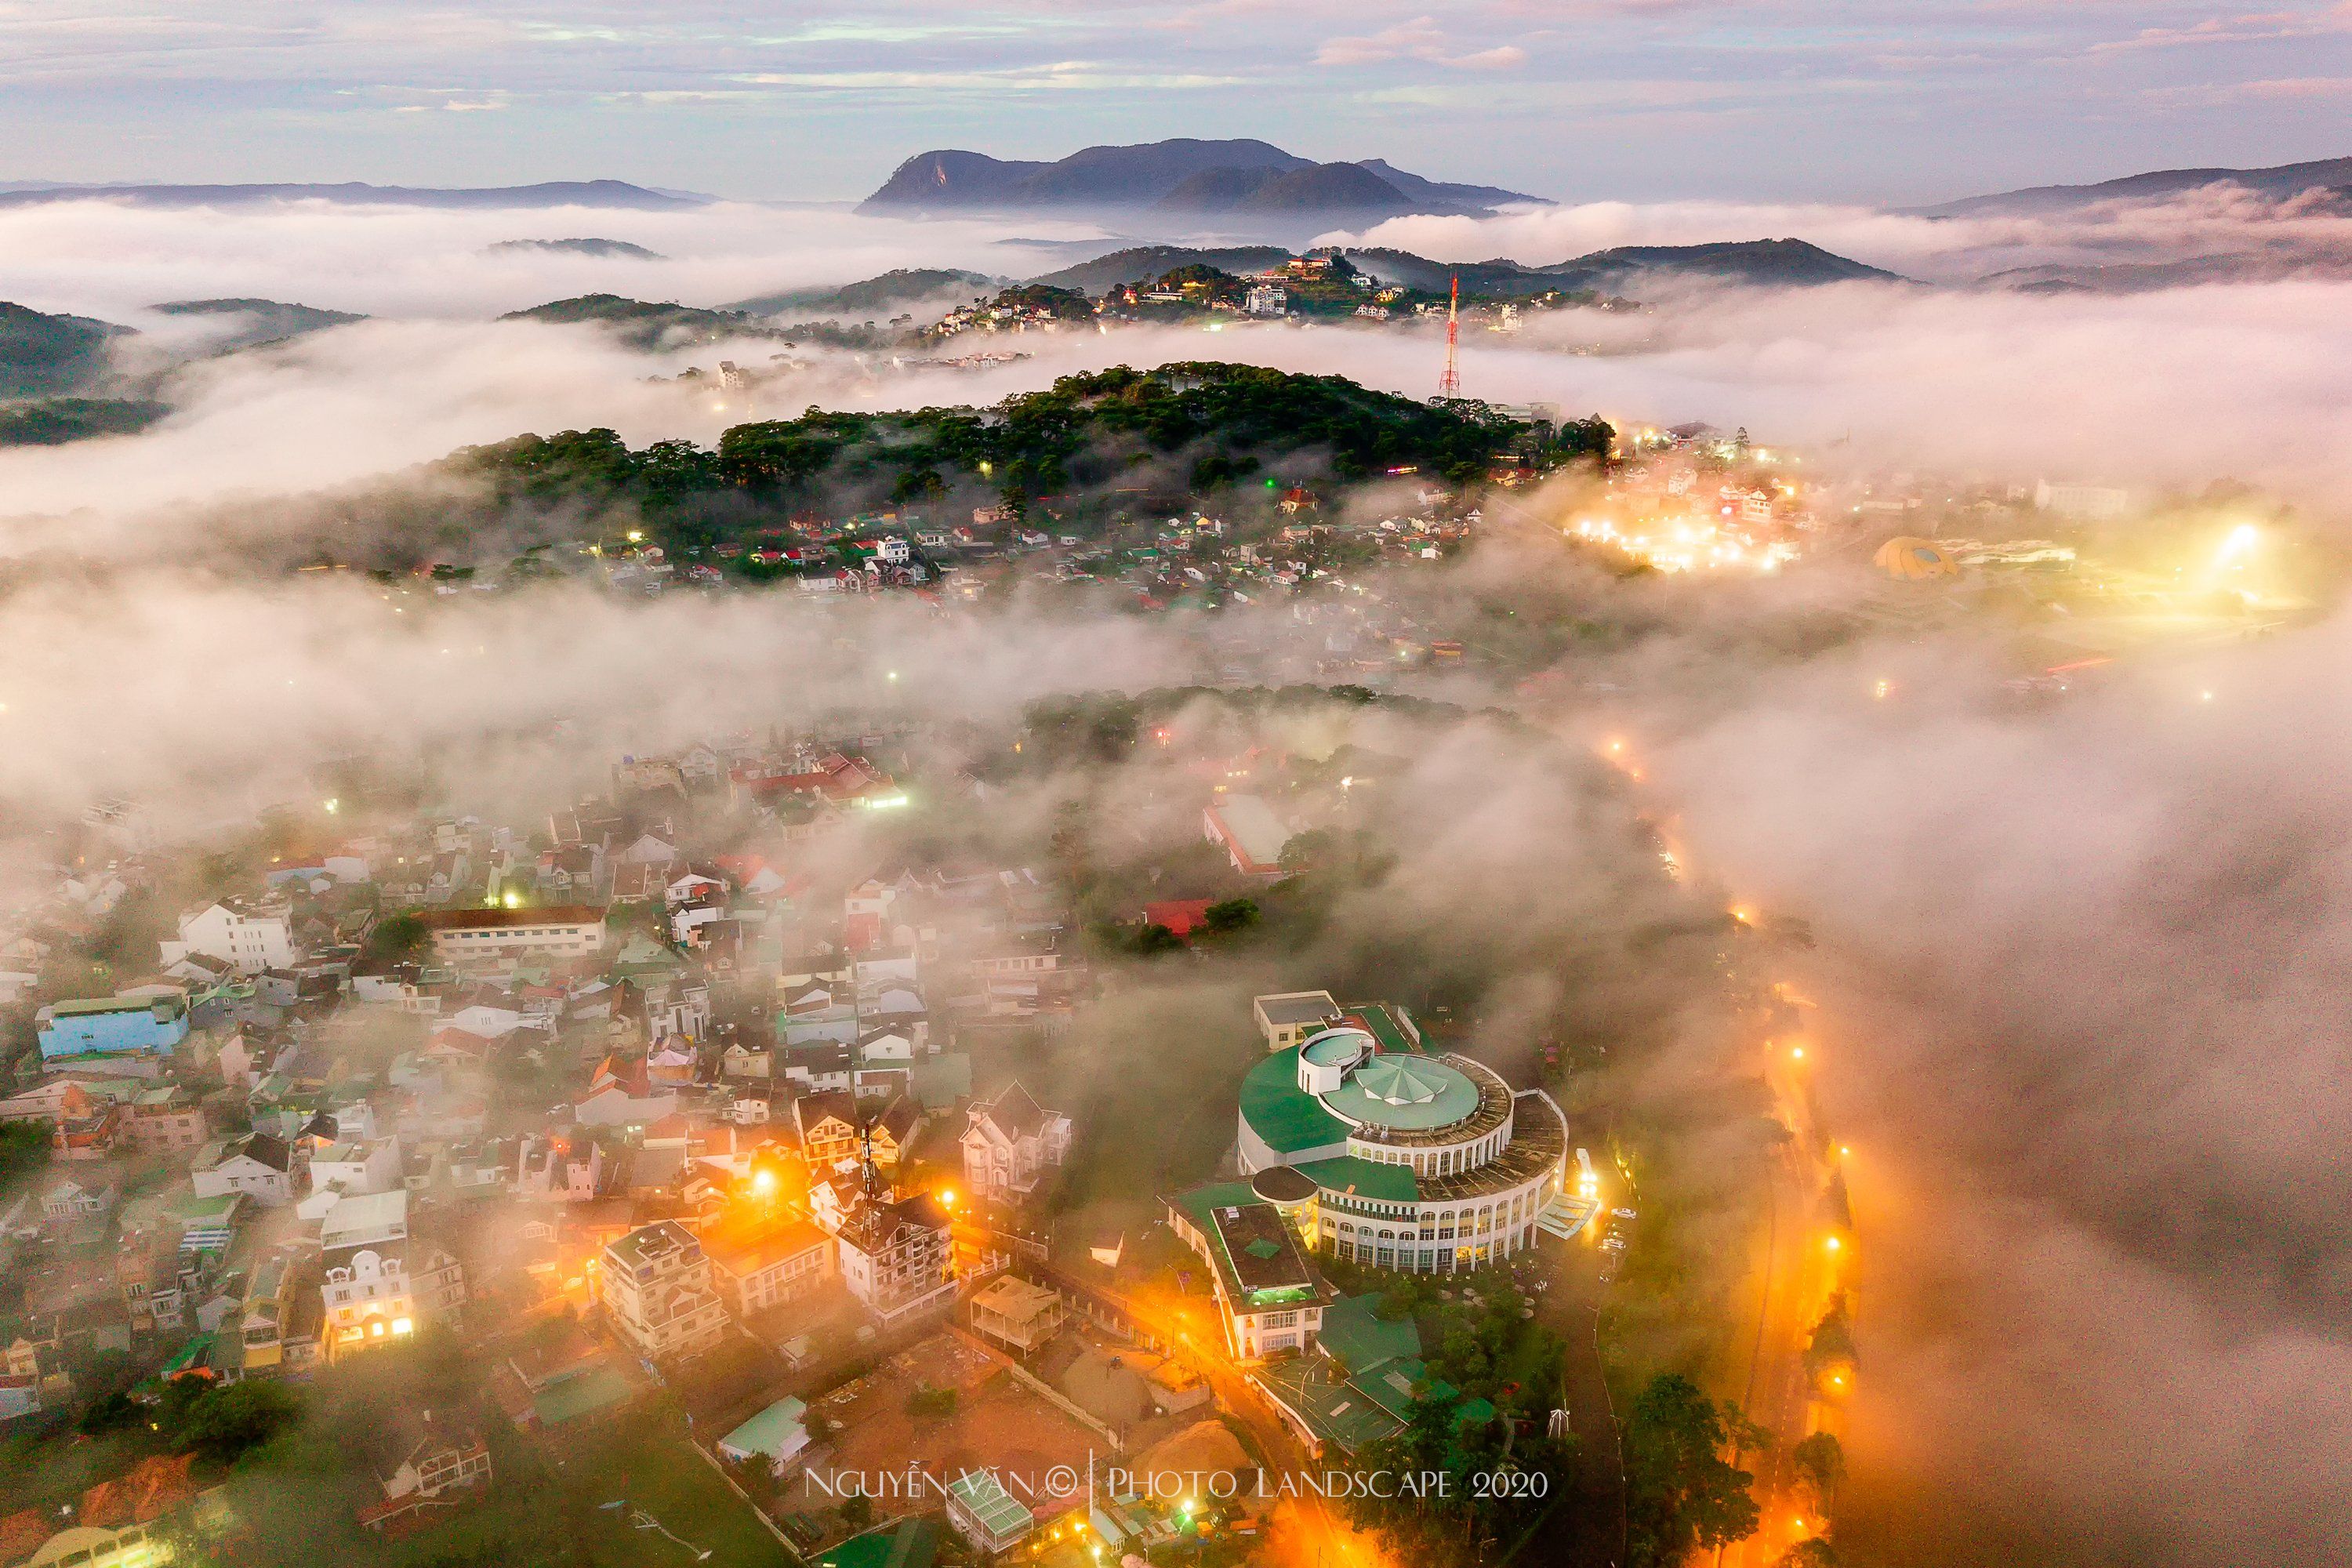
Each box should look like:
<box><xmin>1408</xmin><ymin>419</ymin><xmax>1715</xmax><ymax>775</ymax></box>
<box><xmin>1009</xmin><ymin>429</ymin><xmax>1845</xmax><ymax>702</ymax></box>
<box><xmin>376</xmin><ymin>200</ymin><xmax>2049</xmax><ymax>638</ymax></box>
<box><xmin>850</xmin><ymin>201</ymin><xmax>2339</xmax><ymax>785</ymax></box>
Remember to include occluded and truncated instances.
<box><xmin>1436</xmin><ymin>274</ymin><xmax>1463</xmax><ymax>399</ymax></box>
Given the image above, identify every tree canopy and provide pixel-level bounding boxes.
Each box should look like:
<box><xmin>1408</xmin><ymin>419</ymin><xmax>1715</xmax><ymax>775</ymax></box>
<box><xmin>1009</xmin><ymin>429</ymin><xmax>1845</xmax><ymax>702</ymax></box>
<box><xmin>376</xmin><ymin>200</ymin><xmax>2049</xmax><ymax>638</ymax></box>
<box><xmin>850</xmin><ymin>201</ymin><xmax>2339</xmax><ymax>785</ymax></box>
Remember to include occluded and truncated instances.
<box><xmin>1623</xmin><ymin>1373</ymin><xmax>1765</xmax><ymax>1566</ymax></box>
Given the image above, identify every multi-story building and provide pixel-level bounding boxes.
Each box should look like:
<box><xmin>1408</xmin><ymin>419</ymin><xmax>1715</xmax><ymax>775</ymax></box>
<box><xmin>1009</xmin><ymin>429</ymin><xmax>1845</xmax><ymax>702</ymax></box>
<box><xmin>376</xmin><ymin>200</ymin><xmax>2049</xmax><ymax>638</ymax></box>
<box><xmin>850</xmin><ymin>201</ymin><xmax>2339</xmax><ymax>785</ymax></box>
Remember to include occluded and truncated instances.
<box><xmin>303</xmin><ymin>1137</ymin><xmax>404</xmax><ymax>1206</ymax></box>
<box><xmin>1251</xmin><ymin>991</ymin><xmax>1341</xmax><ymax>1052</ymax></box>
<box><xmin>161</xmin><ymin>899</ymin><xmax>297</xmax><ymax>975</ymax></box>
<box><xmin>34</xmin><ymin>993</ymin><xmax>190</xmax><ymax>1063</ymax></box>
<box><xmin>359</xmin><ymin>1411</ymin><xmax>492</xmax><ymax>1530</ymax></box>
<box><xmin>408</xmin><ymin>1240</ymin><xmax>468</xmax><ymax>1323</ymax></box>
<box><xmin>1166</xmin><ymin>1188</ymin><xmax>1327</xmax><ymax>1360</ymax></box>
<box><xmin>600</xmin><ymin>1221</ymin><xmax>728</xmax><ymax>1362</ymax></box>
<box><xmin>793</xmin><ymin>1091</ymin><xmax>862</xmax><ymax>1170</ymax></box>
<box><xmin>700</xmin><ymin>1216</ymin><xmax>836</xmax><ymax>1318</ymax></box>
<box><xmin>960</xmin><ymin>1082</ymin><xmax>1072</xmax><ymax>1200</ymax></box>
<box><xmin>321</xmin><ymin>1249</ymin><xmax>417</xmax><ymax>1360</ymax></box>
<box><xmin>121</xmin><ymin>1086</ymin><xmax>208</xmax><ymax>1154</ymax></box>
<box><xmin>836</xmin><ymin>1192</ymin><xmax>956</xmax><ymax>1325</ymax></box>
<box><xmin>116</xmin><ymin>1229</ymin><xmax>186</xmax><ymax>1334</ymax></box>
<box><xmin>414</xmin><ymin>906</ymin><xmax>607</xmax><ymax>964</ymax></box>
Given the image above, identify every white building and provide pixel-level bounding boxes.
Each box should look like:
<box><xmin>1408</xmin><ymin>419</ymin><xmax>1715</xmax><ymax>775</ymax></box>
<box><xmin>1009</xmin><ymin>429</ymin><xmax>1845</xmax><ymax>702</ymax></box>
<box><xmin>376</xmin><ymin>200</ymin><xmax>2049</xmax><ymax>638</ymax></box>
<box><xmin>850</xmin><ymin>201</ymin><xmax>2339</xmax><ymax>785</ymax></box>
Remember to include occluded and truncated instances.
<box><xmin>414</xmin><ymin>906</ymin><xmax>607</xmax><ymax>964</ymax></box>
<box><xmin>836</xmin><ymin>1192</ymin><xmax>956</xmax><ymax>1324</ymax></box>
<box><xmin>2034</xmin><ymin>479</ymin><xmax>2132</xmax><ymax>521</ymax></box>
<box><xmin>322</xmin><ymin>1248</ymin><xmax>419</xmax><ymax>1359</ymax></box>
<box><xmin>1245</xmin><ymin>284</ymin><xmax>1288</xmax><ymax>317</ymax></box>
<box><xmin>191</xmin><ymin>1131</ymin><xmax>295</xmax><ymax>1207</ymax></box>
<box><xmin>960</xmin><ymin>1082</ymin><xmax>1073</xmax><ymax>1200</ymax></box>
<box><xmin>702</xmin><ymin>1217</ymin><xmax>837</xmax><ymax>1317</ymax></box>
<box><xmin>601</xmin><ymin>1221</ymin><xmax>729</xmax><ymax>1362</ymax></box>
<box><xmin>161</xmin><ymin>899</ymin><xmax>296</xmax><ymax>975</ymax></box>
<box><xmin>299</xmin><ymin>1137</ymin><xmax>405</xmax><ymax>1217</ymax></box>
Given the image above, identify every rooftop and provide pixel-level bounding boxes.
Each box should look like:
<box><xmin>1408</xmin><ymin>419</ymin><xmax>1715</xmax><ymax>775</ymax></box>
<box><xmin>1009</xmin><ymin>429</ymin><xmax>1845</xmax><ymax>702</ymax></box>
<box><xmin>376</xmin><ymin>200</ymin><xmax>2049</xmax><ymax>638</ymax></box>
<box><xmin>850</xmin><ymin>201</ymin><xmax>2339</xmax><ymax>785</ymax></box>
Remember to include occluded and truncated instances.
<box><xmin>1207</xmin><ymin>794</ymin><xmax>1291</xmax><ymax>868</ymax></box>
<box><xmin>1347</xmin><ymin>1054</ymin><xmax>1513</xmax><ymax>1150</ymax></box>
<box><xmin>1239</xmin><ymin>1048</ymin><xmax>1348</xmax><ymax>1155</ymax></box>
<box><xmin>1317</xmin><ymin>1054</ymin><xmax>1479</xmax><ymax>1132</ymax></box>
<box><xmin>1294</xmin><ymin>1155</ymin><xmax>1419</xmax><ymax>1204</ymax></box>
<box><xmin>415</xmin><ymin>905</ymin><xmax>604</xmax><ymax>931</ymax></box>
<box><xmin>1203</xmin><ymin>1198</ymin><xmax>1323</xmax><ymax>1308</ymax></box>
<box><xmin>1255</xmin><ymin>989</ymin><xmax>1339</xmax><ymax>1026</ymax></box>
<box><xmin>1318</xmin><ymin>1293</ymin><xmax>1421</xmax><ymax>1375</ymax></box>
<box><xmin>946</xmin><ymin>1470</ymin><xmax>1033</xmax><ymax>1537</ymax></box>
<box><xmin>700</xmin><ymin>1215</ymin><xmax>830</xmax><ymax>1276</ymax></box>
<box><xmin>1416</xmin><ymin>1089</ymin><xmax>1566</xmax><ymax>1203</ymax></box>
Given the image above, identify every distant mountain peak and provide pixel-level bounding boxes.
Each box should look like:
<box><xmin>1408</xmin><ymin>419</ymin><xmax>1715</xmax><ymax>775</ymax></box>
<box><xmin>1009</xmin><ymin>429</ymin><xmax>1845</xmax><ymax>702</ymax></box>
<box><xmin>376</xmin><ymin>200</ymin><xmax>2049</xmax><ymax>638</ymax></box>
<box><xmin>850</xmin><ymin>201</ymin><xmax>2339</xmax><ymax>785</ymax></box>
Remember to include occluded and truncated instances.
<box><xmin>858</xmin><ymin>137</ymin><xmax>1540</xmax><ymax>219</ymax></box>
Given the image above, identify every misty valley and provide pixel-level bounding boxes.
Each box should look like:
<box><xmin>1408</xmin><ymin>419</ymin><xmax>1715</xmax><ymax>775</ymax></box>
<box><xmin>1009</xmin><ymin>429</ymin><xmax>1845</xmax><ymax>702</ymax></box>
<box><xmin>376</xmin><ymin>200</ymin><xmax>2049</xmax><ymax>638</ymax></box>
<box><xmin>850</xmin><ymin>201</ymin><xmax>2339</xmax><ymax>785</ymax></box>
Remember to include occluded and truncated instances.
<box><xmin>1</xmin><ymin>112</ymin><xmax>2350</xmax><ymax>1568</ymax></box>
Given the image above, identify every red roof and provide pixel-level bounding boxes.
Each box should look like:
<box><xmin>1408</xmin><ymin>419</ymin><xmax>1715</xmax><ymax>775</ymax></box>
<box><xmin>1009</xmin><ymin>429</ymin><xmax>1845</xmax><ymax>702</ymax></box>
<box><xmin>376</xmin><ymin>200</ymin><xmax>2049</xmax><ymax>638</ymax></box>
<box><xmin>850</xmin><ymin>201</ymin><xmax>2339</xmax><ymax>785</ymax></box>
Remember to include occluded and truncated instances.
<box><xmin>1142</xmin><ymin>899</ymin><xmax>1215</xmax><ymax>938</ymax></box>
<box><xmin>0</xmin><ymin>1509</ymin><xmax>50</xmax><ymax>1568</ymax></box>
<box><xmin>78</xmin><ymin>1453</ymin><xmax>198</xmax><ymax>1530</ymax></box>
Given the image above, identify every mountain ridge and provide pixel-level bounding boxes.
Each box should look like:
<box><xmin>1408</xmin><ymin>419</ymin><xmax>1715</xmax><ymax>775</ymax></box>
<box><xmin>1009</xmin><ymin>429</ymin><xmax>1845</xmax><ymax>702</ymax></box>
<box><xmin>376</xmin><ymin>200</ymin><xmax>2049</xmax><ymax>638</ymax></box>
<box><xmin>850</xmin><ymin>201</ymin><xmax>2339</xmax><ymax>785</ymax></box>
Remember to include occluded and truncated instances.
<box><xmin>859</xmin><ymin>138</ymin><xmax>1543</xmax><ymax>217</ymax></box>
<box><xmin>1920</xmin><ymin>154</ymin><xmax>2352</xmax><ymax>216</ymax></box>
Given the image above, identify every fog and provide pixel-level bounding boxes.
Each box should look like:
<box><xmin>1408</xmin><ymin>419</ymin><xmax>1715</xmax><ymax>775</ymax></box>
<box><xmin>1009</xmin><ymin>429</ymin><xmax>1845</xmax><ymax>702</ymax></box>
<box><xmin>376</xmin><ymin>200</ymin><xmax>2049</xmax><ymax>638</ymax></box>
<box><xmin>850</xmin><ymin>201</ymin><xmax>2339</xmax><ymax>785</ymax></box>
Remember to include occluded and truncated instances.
<box><xmin>5</xmin><ymin>186</ymin><xmax>2352</xmax><ymax>1566</ymax></box>
<box><xmin>1654</xmin><ymin>616</ymin><xmax>2352</xmax><ymax>1563</ymax></box>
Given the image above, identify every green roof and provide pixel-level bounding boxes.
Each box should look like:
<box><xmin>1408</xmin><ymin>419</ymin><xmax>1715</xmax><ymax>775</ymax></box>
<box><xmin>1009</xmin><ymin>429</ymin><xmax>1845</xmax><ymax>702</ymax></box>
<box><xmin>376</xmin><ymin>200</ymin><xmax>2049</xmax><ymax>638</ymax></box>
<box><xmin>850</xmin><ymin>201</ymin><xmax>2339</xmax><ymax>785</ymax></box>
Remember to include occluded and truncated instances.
<box><xmin>822</xmin><ymin>1519</ymin><xmax>941</xmax><ymax>1568</ymax></box>
<box><xmin>48</xmin><ymin>993</ymin><xmax>185</xmax><ymax>1019</ymax></box>
<box><xmin>1318</xmin><ymin>1294</ymin><xmax>1421</xmax><ymax>1375</ymax></box>
<box><xmin>532</xmin><ymin>1364</ymin><xmax>636</xmax><ymax>1425</ymax></box>
<box><xmin>1352</xmin><ymin>1356</ymin><xmax>1455</xmax><ymax>1423</ymax></box>
<box><xmin>1295</xmin><ymin>1155</ymin><xmax>1419</xmax><ymax>1204</ymax></box>
<box><xmin>1341</xmin><ymin>1000</ymin><xmax>1420</xmax><ymax>1056</ymax></box>
<box><xmin>1253</xmin><ymin>1358</ymin><xmax>1403</xmax><ymax>1454</ymax></box>
<box><xmin>1317</xmin><ymin>1054</ymin><xmax>1478</xmax><ymax>1131</ymax></box>
<box><xmin>1171</xmin><ymin>1181</ymin><xmax>1257</xmax><ymax>1238</ymax></box>
<box><xmin>160</xmin><ymin>1334</ymin><xmax>214</xmax><ymax>1376</ymax></box>
<box><xmin>720</xmin><ymin>1396</ymin><xmax>808</xmax><ymax>1459</ymax></box>
<box><xmin>1239</xmin><ymin>1049</ymin><xmax>1349</xmax><ymax>1154</ymax></box>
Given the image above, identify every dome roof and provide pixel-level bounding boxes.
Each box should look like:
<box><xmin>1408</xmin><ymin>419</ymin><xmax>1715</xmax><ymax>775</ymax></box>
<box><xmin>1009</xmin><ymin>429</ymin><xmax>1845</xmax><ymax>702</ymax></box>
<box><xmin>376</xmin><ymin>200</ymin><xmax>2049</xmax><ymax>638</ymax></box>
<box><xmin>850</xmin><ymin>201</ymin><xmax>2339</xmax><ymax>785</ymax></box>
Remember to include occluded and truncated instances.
<box><xmin>1315</xmin><ymin>1052</ymin><xmax>1481</xmax><ymax>1131</ymax></box>
<box><xmin>1873</xmin><ymin>535</ymin><xmax>1961</xmax><ymax>580</ymax></box>
<box><xmin>1354</xmin><ymin>1058</ymin><xmax>1449</xmax><ymax>1105</ymax></box>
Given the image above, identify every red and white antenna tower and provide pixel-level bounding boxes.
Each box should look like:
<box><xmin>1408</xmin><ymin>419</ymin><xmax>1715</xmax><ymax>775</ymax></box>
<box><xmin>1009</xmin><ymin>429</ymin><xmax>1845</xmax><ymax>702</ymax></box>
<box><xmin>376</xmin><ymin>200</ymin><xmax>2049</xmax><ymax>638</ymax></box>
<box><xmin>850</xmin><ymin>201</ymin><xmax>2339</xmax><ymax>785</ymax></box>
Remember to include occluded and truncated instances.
<box><xmin>1437</xmin><ymin>274</ymin><xmax>1462</xmax><ymax>399</ymax></box>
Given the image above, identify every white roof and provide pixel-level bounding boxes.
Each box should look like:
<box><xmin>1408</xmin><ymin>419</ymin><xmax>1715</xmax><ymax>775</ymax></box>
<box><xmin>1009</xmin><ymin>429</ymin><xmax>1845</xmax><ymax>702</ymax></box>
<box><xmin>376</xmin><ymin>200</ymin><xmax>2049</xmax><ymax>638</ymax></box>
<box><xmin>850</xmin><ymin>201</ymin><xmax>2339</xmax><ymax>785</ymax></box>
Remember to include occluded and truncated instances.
<box><xmin>319</xmin><ymin>1188</ymin><xmax>409</xmax><ymax>1249</ymax></box>
<box><xmin>1211</xmin><ymin>794</ymin><xmax>1291</xmax><ymax>866</ymax></box>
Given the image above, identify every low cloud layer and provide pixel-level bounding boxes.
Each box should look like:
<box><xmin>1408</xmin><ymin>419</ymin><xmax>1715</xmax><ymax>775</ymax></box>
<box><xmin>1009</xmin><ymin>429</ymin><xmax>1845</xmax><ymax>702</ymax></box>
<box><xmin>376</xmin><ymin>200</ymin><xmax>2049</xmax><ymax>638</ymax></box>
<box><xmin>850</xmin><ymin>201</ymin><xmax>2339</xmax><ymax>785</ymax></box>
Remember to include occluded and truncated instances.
<box><xmin>1657</xmin><ymin>616</ymin><xmax>2352</xmax><ymax>1563</ymax></box>
<box><xmin>5</xmin><ymin>187</ymin><xmax>2352</xmax><ymax>1565</ymax></box>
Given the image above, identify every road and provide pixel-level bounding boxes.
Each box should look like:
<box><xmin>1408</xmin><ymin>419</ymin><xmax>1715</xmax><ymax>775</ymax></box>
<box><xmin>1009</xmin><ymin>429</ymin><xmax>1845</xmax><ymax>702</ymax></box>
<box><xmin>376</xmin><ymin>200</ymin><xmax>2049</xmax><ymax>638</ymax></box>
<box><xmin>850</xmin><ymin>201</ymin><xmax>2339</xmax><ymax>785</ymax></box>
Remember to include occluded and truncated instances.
<box><xmin>1582</xmin><ymin>734</ymin><xmax>1853</xmax><ymax>1567</ymax></box>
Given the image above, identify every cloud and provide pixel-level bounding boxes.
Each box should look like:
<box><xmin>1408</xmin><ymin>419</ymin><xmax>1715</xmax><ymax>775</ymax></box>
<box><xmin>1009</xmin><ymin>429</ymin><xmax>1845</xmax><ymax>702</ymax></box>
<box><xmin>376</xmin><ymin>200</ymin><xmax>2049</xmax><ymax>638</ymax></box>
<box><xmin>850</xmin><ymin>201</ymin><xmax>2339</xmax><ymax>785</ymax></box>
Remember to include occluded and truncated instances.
<box><xmin>1316</xmin><ymin>15</ymin><xmax>1531</xmax><ymax>68</ymax></box>
<box><xmin>2088</xmin><ymin>4</ymin><xmax>2352</xmax><ymax>52</ymax></box>
<box><xmin>4</xmin><ymin>181</ymin><xmax>2352</xmax><ymax>1565</ymax></box>
<box><xmin>1652</xmin><ymin>604</ymin><xmax>2352</xmax><ymax>1561</ymax></box>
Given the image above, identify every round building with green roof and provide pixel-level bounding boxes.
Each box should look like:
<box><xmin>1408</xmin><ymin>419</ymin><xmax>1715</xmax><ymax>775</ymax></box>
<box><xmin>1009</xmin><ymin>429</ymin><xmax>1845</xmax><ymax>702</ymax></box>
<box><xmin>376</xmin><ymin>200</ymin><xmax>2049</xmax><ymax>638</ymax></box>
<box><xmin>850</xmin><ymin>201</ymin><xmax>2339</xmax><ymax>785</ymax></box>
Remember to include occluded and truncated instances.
<box><xmin>1236</xmin><ymin>1022</ymin><xmax>1570</xmax><ymax>1274</ymax></box>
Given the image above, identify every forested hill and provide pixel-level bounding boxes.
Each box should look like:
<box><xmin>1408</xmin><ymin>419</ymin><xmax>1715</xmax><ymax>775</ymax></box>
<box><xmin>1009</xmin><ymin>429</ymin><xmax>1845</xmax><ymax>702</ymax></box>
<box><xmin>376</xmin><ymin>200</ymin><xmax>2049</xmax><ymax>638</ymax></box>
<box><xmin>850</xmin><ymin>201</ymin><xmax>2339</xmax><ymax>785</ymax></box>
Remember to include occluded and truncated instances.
<box><xmin>450</xmin><ymin>363</ymin><xmax>1612</xmax><ymax>537</ymax></box>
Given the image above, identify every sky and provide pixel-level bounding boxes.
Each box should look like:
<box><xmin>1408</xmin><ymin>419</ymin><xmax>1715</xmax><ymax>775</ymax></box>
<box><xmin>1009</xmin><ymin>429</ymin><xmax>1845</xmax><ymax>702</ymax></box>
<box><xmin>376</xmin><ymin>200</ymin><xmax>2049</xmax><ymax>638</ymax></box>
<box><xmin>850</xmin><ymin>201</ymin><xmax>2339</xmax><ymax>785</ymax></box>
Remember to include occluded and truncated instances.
<box><xmin>2</xmin><ymin>1</ymin><xmax>2350</xmax><ymax>205</ymax></box>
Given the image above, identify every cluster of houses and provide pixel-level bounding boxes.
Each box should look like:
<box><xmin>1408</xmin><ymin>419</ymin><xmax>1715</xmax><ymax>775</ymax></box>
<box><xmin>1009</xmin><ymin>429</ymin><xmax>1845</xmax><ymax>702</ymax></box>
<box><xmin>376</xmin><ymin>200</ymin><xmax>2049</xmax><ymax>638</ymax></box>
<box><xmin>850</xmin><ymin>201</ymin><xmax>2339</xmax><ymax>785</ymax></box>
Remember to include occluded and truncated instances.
<box><xmin>0</xmin><ymin>735</ymin><xmax>1095</xmax><ymax>1552</ymax></box>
